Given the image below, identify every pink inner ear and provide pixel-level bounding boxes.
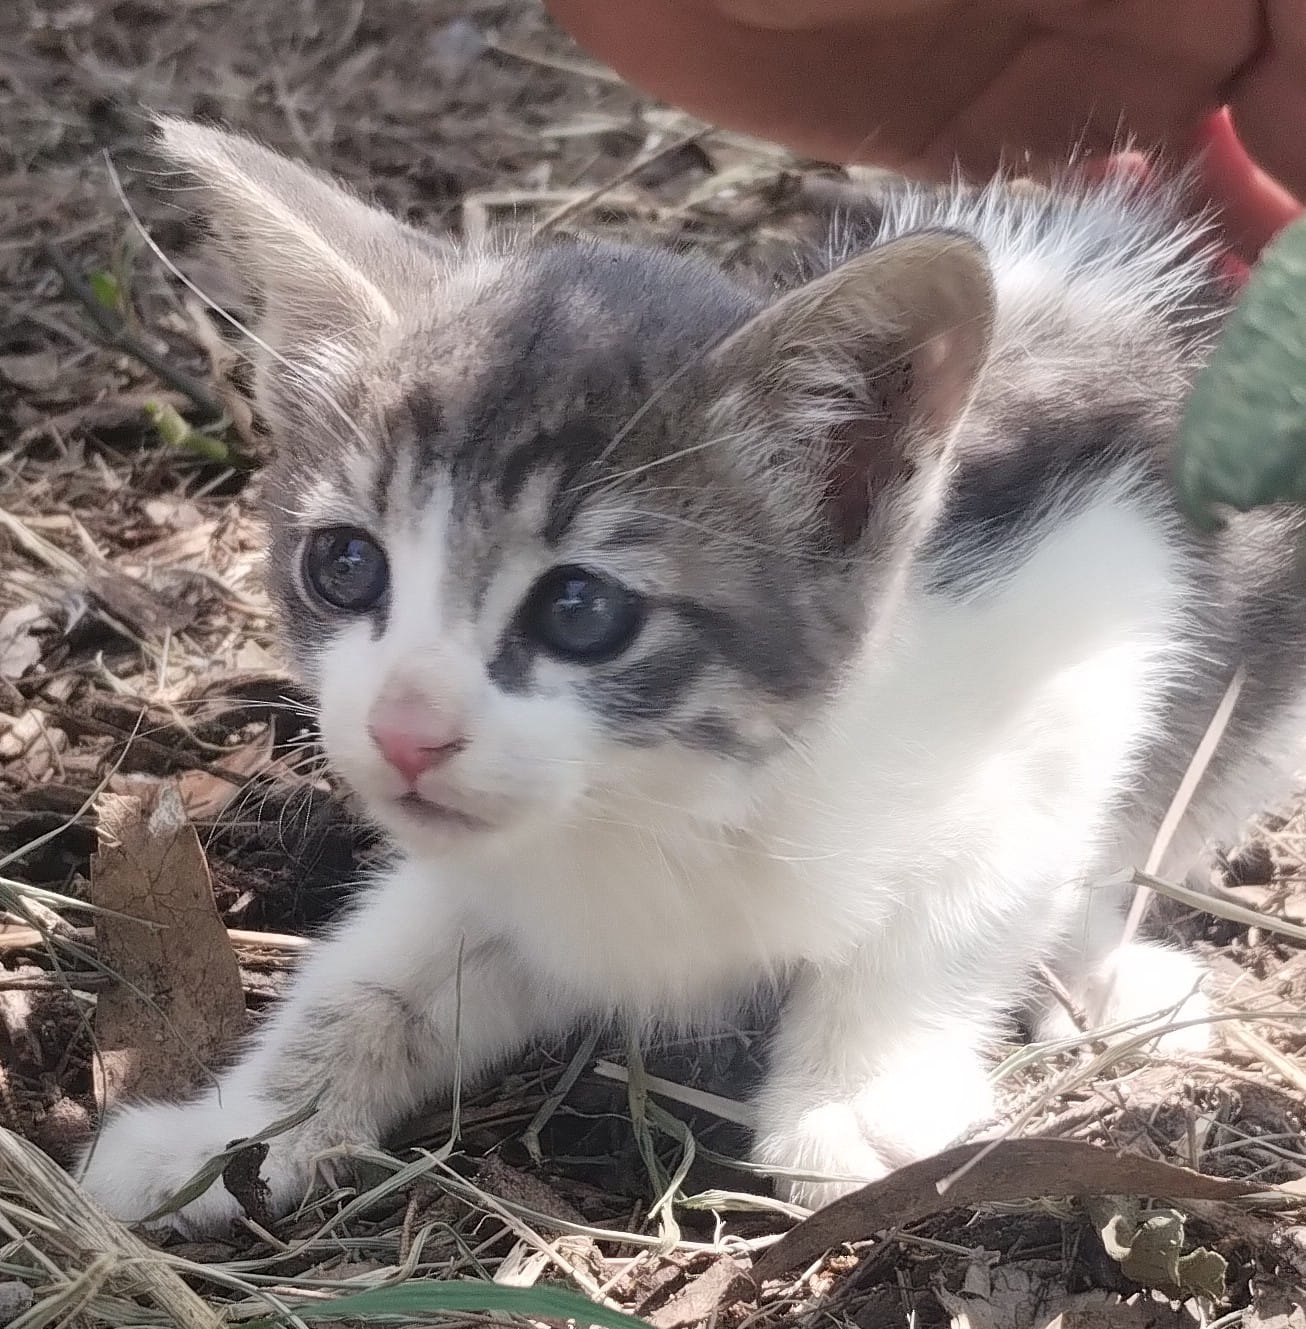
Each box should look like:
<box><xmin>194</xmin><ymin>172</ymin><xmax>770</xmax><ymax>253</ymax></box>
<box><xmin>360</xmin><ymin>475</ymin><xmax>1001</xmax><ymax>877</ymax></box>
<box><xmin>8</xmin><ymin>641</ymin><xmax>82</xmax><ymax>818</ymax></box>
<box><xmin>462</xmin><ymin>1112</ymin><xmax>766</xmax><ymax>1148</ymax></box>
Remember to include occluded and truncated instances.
<box><xmin>915</xmin><ymin>329</ymin><xmax>975</xmax><ymax>432</ymax></box>
<box><xmin>822</xmin><ymin>362</ymin><xmax>916</xmax><ymax>546</ymax></box>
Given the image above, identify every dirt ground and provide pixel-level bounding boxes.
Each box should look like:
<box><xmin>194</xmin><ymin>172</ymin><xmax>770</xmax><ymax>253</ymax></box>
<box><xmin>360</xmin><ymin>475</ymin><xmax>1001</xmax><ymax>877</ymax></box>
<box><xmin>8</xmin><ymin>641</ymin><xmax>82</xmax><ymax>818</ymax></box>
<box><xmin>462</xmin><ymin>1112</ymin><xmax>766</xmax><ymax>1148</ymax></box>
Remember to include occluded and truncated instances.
<box><xmin>3</xmin><ymin>2</ymin><xmax>1306</xmax><ymax>1326</ymax></box>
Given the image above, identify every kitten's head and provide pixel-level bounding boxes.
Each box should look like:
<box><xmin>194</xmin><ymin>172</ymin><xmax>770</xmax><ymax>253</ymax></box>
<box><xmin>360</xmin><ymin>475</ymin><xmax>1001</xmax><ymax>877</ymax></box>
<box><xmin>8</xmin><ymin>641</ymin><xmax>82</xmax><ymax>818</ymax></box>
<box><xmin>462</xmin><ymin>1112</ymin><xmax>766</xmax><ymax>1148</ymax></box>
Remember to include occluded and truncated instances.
<box><xmin>157</xmin><ymin>120</ymin><xmax>994</xmax><ymax>849</ymax></box>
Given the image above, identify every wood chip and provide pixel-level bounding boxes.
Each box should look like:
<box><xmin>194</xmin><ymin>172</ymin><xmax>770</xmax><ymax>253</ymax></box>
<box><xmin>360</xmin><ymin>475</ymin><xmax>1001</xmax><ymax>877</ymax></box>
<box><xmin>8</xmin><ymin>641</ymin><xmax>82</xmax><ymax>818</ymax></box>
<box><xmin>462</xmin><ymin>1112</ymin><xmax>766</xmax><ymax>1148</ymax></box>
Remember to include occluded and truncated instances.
<box><xmin>643</xmin><ymin>1256</ymin><xmax>751</xmax><ymax>1328</ymax></box>
<box><xmin>90</xmin><ymin>782</ymin><xmax>246</xmax><ymax>1110</ymax></box>
<box><xmin>0</xmin><ymin>603</ymin><xmax>47</xmax><ymax>680</ymax></box>
<box><xmin>476</xmin><ymin>1155</ymin><xmax>590</xmax><ymax>1228</ymax></box>
<box><xmin>86</xmin><ymin>569</ymin><xmax>197</xmax><ymax>637</ymax></box>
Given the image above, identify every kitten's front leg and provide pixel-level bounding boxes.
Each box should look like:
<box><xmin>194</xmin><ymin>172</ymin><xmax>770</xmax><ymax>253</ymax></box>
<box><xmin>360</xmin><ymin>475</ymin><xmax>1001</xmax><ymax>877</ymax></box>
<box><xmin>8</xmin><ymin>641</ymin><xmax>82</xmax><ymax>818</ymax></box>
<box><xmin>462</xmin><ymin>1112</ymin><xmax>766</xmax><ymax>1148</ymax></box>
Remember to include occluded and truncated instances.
<box><xmin>751</xmin><ymin>958</ymin><xmax>1000</xmax><ymax>1211</ymax></box>
<box><xmin>78</xmin><ymin>857</ymin><xmax>558</xmax><ymax>1232</ymax></box>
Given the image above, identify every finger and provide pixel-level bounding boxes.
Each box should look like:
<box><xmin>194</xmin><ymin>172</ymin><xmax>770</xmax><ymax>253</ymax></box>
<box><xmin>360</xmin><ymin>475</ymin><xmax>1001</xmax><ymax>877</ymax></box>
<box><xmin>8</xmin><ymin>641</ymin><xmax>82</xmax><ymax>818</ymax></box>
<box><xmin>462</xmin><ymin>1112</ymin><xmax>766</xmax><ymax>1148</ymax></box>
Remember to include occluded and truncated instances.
<box><xmin>542</xmin><ymin>0</ymin><xmax>946</xmax><ymax>166</ymax></box>
<box><xmin>711</xmin><ymin>0</ymin><xmax>948</xmax><ymax>23</ymax></box>
<box><xmin>1192</xmin><ymin>109</ymin><xmax>1304</xmax><ymax>264</ymax></box>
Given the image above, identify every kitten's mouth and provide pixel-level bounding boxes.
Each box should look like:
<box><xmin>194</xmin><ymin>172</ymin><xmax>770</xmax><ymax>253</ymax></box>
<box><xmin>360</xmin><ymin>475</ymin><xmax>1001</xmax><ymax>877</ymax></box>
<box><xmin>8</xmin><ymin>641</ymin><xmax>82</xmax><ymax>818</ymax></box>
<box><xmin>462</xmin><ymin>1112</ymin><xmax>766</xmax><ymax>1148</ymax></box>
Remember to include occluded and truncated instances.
<box><xmin>395</xmin><ymin>792</ymin><xmax>489</xmax><ymax>831</ymax></box>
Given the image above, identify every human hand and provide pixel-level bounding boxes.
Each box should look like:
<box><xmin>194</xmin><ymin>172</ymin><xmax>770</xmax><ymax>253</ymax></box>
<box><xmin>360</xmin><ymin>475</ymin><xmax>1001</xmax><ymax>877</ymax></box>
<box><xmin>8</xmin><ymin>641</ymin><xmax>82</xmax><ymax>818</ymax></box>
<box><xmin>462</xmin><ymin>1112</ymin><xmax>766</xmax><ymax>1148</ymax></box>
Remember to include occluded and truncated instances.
<box><xmin>544</xmin><ymin>0</ymin><xmax>1306</xmax><ymax>262</ymax></box>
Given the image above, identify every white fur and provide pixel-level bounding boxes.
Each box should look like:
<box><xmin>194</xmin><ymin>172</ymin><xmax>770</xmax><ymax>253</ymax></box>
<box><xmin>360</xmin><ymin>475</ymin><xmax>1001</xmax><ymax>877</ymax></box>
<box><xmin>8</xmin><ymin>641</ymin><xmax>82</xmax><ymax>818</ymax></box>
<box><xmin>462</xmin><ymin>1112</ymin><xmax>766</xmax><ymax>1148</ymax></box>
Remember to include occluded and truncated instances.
<box><xmin>872</xmin><ymin>172</ymin><xmax>1220</xmax><ymax>339</ymax></box>
<box><xmin>79</xmin><ymin>176</ymin><xmax>1245</xmax><ymax>1229</ymax></box>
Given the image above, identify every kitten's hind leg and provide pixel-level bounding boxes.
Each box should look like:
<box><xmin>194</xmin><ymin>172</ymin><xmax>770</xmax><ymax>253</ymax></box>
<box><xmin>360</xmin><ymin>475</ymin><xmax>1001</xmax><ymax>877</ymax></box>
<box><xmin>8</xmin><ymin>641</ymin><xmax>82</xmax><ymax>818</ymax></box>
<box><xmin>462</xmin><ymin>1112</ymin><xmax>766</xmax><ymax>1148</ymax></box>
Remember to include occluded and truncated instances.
<box><xmin>77</xmin><ymin>857</ymin><xmax>569</xmax><ymax>1233</ymax></box>
<box><xmin>1034</xmin><ymin>878</ymin><xmax>1210</xmax><ymax>1053</ymax></box>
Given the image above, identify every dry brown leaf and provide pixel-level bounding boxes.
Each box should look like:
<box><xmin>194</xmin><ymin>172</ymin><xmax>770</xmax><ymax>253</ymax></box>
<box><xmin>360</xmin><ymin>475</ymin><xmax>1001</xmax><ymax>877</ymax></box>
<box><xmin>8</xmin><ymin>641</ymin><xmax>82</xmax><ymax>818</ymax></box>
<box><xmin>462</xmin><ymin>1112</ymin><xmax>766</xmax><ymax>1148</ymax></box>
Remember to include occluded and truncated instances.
<box><xmin>753</xmin><ymin>1139</ymin><xmax>1273</xmax><ymax>1282</ymax></box>
<box><xmin>90</xmin><ymin>782</ymin><xmax>246</xmax><ymax>1110</ymax></box>
<box><xmin>231</xmin><ymin>640</ymin><xmax>280</xmax><ymax>671</ymax></box>
<box><xmin>172</xmin><ymin>768</ymin><xmax>249</xmax><ymax>821</ymax></box>
<box><xmin>1046</xmin><ymin>1291</ymin><xmax>1199</xmax><ymax>1329</ymax></box>
<box><xmin>937</xmin><ymin>1265</ymin><xmax>1045</xmax><ymax>1329</ymax></box>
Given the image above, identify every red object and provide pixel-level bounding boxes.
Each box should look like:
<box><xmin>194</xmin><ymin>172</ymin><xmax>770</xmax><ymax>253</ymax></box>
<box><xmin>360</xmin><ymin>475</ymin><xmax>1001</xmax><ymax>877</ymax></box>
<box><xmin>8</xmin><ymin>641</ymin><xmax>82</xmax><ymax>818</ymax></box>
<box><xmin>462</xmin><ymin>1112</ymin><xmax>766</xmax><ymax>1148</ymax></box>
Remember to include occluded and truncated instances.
<box><xmin>1194</xmin><ymin>109</ymin><xmax>1304</xmax><ymax>268</ymax></box>
<box><xmin>1091</xmin><ymin>110</ymin><xmax>1302</xmax><ymax>293</ymax></box>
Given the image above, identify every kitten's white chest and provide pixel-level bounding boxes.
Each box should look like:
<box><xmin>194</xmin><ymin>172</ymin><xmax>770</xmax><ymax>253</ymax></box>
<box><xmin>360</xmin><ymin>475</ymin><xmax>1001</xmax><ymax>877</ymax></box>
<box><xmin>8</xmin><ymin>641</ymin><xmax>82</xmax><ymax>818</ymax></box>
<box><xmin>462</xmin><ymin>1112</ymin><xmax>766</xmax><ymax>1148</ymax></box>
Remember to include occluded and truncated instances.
<box><xmin>453</xmin><ymin>816</ymin><xmax>848</xmax><ymax>1019</ymax></box>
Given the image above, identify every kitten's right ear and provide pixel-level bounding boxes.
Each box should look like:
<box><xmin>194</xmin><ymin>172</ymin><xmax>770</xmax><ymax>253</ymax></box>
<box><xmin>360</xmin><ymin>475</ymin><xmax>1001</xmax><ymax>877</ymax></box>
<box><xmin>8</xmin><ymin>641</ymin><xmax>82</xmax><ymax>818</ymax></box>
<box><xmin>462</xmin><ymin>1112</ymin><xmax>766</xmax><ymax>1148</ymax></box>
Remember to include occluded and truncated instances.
<box><xmin>709</xmin><ymin>230</ymin><xmax>994</xmax><ymax>548</ymax></box>
<box><xmin>153</xmin><ymin>118</ymin><xmax>435</xmax><ymax>357</ymax></box>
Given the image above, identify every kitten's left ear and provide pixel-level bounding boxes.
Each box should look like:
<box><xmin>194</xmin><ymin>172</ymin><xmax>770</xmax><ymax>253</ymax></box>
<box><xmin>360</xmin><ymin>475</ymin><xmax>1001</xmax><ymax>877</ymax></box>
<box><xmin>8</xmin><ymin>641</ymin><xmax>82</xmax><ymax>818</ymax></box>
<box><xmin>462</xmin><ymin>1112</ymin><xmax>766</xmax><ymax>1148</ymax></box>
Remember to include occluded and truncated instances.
<box><xmin>710</xmin><ymin>230</ymin><xmax>995</xmax><ymax>545</ymax></box>
<box><xmin>153</xmin><ymin>117</ymin><xmax>439</xmax><ymax>357</ymax></box>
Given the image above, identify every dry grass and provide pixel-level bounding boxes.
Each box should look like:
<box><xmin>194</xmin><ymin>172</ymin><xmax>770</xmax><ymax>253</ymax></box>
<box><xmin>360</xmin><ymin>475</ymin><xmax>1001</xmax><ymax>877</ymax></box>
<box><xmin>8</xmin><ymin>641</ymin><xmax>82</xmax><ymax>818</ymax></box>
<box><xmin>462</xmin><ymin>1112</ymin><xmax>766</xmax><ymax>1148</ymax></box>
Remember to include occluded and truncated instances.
<box><xmin>3</xmin><ymin>1</ymin><xmax>1306</xmax><ymax>1325</ymax></box>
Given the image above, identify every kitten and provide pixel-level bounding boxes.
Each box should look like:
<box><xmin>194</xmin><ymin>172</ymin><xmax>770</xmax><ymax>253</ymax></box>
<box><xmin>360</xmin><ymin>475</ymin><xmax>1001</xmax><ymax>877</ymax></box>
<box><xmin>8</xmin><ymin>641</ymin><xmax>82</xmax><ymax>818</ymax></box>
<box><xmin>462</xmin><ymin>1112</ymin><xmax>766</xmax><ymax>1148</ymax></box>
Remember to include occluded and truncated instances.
<box><xmin>78</xmin><ymin>119</ymin><xmax>1306</xmax><ymax>1232</ymax></box>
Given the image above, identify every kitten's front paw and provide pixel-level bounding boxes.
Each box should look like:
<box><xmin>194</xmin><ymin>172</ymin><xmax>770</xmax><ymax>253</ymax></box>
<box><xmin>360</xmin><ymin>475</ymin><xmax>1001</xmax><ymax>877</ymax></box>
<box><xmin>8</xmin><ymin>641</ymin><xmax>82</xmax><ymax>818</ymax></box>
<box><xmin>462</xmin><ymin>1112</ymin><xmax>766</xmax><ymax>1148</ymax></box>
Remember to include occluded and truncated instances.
<box><xmin>77</xmin><ymin>1095</ymin><xmax>328</xmax><ymax>1235</ymax></box>
<box><xmin>753</xmin><ymin>1046</ymin><xmax>996</xmax><ymax>1210</ymax></box>
<box><xmin>751</xmin><ymin>1103</ymin><xmax>893</xmax><ymax>1211</ymax></box>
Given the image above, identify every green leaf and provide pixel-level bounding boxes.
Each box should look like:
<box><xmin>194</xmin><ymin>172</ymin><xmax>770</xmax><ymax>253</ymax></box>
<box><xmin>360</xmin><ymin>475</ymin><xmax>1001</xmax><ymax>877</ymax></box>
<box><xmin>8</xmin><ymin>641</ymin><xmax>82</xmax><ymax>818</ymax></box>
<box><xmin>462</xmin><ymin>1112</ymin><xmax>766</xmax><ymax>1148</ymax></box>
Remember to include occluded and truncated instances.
<box><xmin>87</xmin><ymin>268</ymin><xmax>122</xmax><ymax>315</ymax></box>
<box><xmin>1174</xmin><ymin>1245</ymin><xmax>1229</xmax><ymax>1302</ymax></box>
<box><xmin>143</xmin><ymin>399</ymin><xmax>234</xmax><ymax>464</ymax></box>
<box><xmin>1176</xmin><ymin>214</ymin><xmax>1306</xmax><ymax>527</ymax></box>
<box><xmin>270</xmin><ymin>1280</ymin><xmax>653</xmax><ymax>1327</ymax></box>
<box><xmin>1113</xmin><ymin>1209</ymin><xmax>1186</xmax><ymax>1288</ymax></box>
<box><xmin>1088</xmin><ymin>1196</ymin><xmax>1227</xmax><ymax>1302</ymax></box>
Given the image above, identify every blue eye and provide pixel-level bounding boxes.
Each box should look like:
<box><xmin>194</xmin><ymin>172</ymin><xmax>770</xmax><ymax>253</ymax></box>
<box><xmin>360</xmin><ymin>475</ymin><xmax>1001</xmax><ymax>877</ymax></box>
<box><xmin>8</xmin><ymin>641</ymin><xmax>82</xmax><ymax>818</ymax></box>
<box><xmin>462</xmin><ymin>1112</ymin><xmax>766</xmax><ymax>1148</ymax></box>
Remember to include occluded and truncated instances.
<box><xmin>303</xmin><ymin>527</ymin><xmax>389</xmax><ymax>612</ymax></box>
<box><xmin>523</xmin><ymin>565</ymin><xmax>643</xmax><ymax>662</ymax></box>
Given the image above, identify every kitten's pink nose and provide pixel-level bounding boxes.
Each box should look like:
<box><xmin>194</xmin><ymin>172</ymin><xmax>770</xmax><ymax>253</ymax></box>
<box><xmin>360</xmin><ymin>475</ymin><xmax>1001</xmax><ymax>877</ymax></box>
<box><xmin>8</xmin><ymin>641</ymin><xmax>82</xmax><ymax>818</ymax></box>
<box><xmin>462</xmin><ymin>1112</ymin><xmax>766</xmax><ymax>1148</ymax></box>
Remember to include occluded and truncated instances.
<box><xmin>367</xmin><ymin>701</ymin><xmax>467</xmax><ymax>784</ymax></box>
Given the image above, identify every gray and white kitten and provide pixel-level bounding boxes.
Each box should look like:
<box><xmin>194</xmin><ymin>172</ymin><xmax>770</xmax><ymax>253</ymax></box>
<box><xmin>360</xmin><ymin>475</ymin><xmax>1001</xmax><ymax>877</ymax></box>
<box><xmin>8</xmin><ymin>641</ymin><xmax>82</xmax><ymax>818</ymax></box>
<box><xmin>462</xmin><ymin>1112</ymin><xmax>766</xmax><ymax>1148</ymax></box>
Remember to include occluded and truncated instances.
<box><xmin>79</xmin><ymin>120</ymin><xmax>1306</xmax><ymax>1231</ymax></box>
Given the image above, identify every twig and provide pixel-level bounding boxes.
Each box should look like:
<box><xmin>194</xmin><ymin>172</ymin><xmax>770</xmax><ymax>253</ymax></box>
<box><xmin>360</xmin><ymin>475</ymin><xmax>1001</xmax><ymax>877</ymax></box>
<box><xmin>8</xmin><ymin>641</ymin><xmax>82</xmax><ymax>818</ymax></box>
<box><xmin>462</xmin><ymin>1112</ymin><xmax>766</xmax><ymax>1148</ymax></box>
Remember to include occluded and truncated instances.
<box><xmin>592</xmin><ymin>1058</ymin><xmax>755</xmax><ymax>1127</ymax></box>
<box><xmin>0</xmin><ymin>972</ymin><xmax>109</xmax><ymax>992</ymax></box>
<box><xmin>1224</xmin><ymin>1022</ymin><xmax>1306</xmax><ymax>1095</ymax></box>
<box><xmin>0</xmin><ymin>507</ymin><xmax>86</xmax><ymax>579</ymax></box>
<box><xmin>227</xmin><ymin>927</ymin><xmax>311</xmax><ymax>951</ymax></box>
<box><xmin>1125</xmin><ymin>867</ymin><xmax>1306</xmax><ymax>945</ymax></box>
<box><xmin>43</xmin><ymin>241</ymin><xmax>222</xmax><ymax>419</ymax></box>
<box><xmin>0</xmin><ymin>924</ymin><xmax>310</xmax><ymax>954</ymax></box>
<box><xmin>1122</xmin><ymin>663</ymin><xmax>1246</xmax><ymax>945</ymax></box>
<box><xmin>13</xmin><ymin>390</ymin><xmax>187</xmax><ymax>447</ymax></box>
<box><xmin>1034</xmin><ymin>962</ymin><xmax>1090</xmax><ymax>1034</ymax></box>
<box><xmin>482</xmin><ymin>34</ymin><xmax>624</xmax><ymax>85</ymax></box>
